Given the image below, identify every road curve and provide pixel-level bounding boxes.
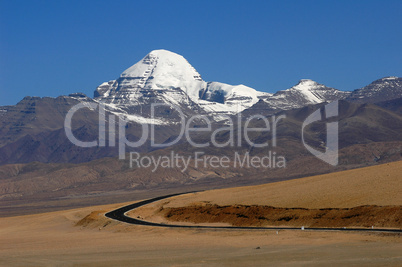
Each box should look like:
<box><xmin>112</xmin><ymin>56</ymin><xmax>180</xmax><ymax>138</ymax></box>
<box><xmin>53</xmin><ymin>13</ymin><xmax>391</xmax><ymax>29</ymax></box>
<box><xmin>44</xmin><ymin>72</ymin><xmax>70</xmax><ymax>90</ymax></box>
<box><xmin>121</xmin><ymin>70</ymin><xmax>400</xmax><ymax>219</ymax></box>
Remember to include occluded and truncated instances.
<box><xmin>105</xmin><ymin>192</ymin><xmax>402</xmax><ymax>233</ymax></box>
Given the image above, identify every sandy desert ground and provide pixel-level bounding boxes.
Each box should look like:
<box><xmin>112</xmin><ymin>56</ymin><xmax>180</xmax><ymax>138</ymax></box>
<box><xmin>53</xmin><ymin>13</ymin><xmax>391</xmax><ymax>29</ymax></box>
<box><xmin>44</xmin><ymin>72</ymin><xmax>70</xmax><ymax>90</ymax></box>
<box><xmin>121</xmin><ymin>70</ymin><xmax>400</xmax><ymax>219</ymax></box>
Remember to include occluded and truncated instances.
<box><xmin>1</xmin><ymin>161</ymin><xmax>401</xmax><ymax>266</ymax></box>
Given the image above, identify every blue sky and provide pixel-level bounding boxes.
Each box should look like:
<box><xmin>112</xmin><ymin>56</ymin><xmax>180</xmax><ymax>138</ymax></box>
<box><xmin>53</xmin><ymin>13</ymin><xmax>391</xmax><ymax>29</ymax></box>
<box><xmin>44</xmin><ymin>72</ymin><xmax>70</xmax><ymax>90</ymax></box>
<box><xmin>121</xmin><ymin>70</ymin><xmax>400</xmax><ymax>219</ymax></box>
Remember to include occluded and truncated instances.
<box><xmin>1</xmin><ymin>0</ymin><xmax>401</xmax><ymax>106</ymax></box>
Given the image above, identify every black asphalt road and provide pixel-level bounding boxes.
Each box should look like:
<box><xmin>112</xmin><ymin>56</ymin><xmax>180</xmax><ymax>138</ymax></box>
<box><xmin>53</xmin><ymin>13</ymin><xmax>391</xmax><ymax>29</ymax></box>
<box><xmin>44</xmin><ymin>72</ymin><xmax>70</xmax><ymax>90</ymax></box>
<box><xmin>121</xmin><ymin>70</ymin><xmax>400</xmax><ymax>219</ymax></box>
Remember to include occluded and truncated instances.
<box><xmin>105</xmin><ymin>192</ymin><xmax>402</xmax><ymax>233</ymax></box>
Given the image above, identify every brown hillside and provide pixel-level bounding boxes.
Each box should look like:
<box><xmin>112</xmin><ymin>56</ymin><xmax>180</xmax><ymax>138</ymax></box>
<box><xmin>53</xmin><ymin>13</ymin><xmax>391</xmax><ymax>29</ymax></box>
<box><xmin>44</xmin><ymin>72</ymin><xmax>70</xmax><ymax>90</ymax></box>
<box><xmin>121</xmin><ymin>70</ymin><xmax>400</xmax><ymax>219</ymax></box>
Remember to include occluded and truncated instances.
<box><xmin>163</xmin><ymin>161</ymin><xmax>402</xmax><ymax>209</ymax></box>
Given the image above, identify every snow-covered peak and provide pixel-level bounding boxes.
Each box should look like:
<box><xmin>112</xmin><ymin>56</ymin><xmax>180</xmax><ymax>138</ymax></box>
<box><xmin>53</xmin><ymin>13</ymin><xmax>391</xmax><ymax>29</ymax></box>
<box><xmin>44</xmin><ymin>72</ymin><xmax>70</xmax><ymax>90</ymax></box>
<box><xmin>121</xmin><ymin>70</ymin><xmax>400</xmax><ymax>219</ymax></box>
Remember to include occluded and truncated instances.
<box><xmin>119</xmin><ymin>49</ymin><xmax>203</xmax><ymax>98</ymax></box>
<box><xmin>294</xmin><ymin>79</ymin><xmax>320</xmax><ymax>88</ymax></box>
<box><xmin>292</xmin><ymin>79</ymin><xmax>322</xmax><ymax>90</ymax></box>
<box><xmin>346</xmin><ymin>76</ymin><xmax>402</xmax><ymax>103</ymax></box>
<box><xmin>280</xmin><ymin>79</ymin><xmax>330</xmax><ymax>103</ymax></box>
<box><xmin>202</xmin><ymin>82</ymin><xmax>269</xmax><ymax>101</ymax></box>
<box><xmin>261</xmin><ymin>79</ymin><xmax>349</xmax><ymax>111</ymax></box>
<box><xmin>121</xmin><ymin>49</ymin><xmax>202</xmax><ymax>80</ymax></box>
<box><xmin>198</xmin><ymin>82</ymin><xmax>271</xmax><ymax>117</ymax></box>
<box><xmin>381</xmin><ymin>76</ymin><xmax>398</xmax><ymax>81</ymax></box>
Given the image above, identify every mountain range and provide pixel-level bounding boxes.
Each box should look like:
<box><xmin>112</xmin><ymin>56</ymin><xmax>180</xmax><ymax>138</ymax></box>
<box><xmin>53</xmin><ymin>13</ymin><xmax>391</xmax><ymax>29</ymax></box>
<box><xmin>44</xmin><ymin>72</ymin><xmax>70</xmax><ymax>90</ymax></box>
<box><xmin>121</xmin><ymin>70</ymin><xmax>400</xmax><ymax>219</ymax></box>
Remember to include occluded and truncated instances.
<box><xmin>1</xmin><ymin>49</ymin><xmax>401</xmax><ymax>166</ymax></box>
<box><xmin>0</xmin><ymin>49</ymin><xmax>401</xmax><ymax>215</ymax></box>
<box><xmin>93</xmin><ymin>49</ymin><xmax>401</xmax><ymax>119</ymax></box>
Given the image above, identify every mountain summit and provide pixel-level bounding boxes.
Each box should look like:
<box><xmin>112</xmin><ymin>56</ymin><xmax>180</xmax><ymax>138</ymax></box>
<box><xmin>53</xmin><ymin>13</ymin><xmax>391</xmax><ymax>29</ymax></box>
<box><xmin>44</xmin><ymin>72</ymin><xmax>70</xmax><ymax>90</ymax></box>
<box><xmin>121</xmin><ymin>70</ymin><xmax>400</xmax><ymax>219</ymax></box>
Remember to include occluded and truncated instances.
<box><xmin>259</xmin><ymin>79</ymin><xmax>350</xmax><ymax>111</ymax></box>
<box><xmin>95</xmin><ymin>50</ymin><xmax>204</xmax><ymax>102</ymax></box>
<box><xmin>346</xmin><ymin>76</ymin><xmax>402</xmax><ymax>103</ymax></box>
<box><xmin>94</xmin><ymin>49</ymin><xmax>271</xmax><ymax>118</ymax></box>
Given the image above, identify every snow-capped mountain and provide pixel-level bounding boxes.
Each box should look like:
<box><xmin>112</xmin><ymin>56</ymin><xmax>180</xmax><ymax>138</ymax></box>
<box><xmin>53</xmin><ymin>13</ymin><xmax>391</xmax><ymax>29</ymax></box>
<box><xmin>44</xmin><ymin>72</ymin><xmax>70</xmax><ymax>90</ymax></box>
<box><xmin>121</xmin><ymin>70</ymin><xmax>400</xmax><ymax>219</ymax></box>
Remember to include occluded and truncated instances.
<box><xmin>346</xmin><ymin>77</ymin><xmax>402</xmax><ymax>103</ymax></box>
<box><xmin>95</xmin><ymin>50</ymin><xmax>203</xmax><ymax>105</ymax></box>
<box><xmin>259</xmin><ymin>79</ymin><xmax>350</xmax><ymax>111</ymax></box>
<box><xmin>93</xmin><ymin>49</ymin><xmax>401</xmax><ymax>123</ymax></box>
<box><xmin>94</xmin><ymin>50</ymin><xmax>271</xmax><ymax>120</ymax></box>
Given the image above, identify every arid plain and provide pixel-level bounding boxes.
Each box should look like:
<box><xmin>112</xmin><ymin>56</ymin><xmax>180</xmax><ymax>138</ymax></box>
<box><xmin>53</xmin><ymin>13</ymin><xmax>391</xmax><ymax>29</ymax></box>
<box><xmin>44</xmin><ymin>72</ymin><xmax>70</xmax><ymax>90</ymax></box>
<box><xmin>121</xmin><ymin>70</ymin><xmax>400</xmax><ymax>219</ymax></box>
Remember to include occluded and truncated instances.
<box><xmin>1</xmin><ymin>161</ymin><xmax>401</xmax><ymax>266</ymax></box>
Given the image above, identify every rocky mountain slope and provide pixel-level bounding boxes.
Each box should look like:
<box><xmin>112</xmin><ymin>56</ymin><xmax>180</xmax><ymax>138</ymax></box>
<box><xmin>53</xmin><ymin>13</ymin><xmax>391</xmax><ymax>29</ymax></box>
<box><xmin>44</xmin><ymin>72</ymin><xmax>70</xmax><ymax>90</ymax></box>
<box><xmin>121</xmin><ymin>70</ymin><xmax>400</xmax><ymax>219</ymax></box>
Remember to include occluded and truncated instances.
<box><xmin>346</xmin><ymin>77</ymin><xmax>402</xmax><ymax>103</ymax></box>
<box><xmin>1</xmin><ymin>100</ymin><xmax>401</xmax><ymax>208</ymax></box>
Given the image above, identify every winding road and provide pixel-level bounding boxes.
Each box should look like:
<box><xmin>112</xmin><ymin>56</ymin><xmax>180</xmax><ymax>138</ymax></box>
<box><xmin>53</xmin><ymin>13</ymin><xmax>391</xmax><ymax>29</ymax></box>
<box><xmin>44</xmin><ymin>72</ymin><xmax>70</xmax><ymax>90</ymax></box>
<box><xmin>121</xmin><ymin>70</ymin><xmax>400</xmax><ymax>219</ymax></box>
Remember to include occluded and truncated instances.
<box><xmin>105</xmin><ymin>192</ymin><xmax>402</xmax><ymax>233</ymax></box>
